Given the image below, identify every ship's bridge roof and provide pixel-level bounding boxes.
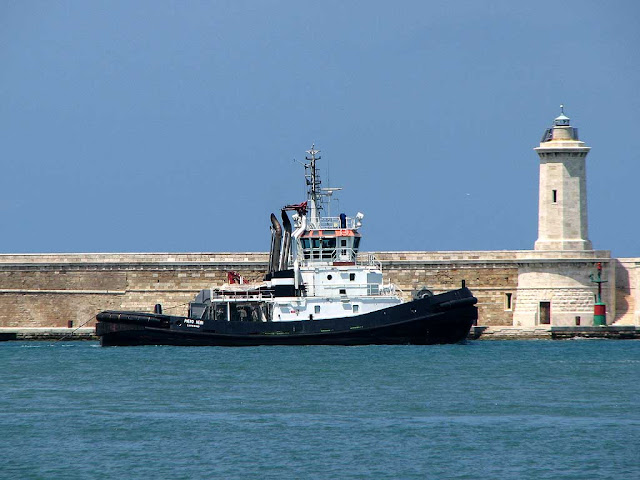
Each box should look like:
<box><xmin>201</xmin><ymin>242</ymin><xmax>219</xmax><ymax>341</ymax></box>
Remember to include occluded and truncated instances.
<box><xmin>308</xmin><ymin>216</ymin><xmax>357</xmax><ymax>230</ymax></box>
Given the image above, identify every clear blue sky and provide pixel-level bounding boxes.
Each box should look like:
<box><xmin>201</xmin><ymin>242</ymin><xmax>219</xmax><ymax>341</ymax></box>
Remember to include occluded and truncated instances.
<box><xmin>1</xmin><ymin>1</ymin><xmax>639</xmax><ymax>257</ymax></box>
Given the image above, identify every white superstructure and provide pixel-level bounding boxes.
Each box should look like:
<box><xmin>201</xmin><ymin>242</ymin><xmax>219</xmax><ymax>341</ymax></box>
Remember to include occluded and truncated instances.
<box><xmin>190</xmin><ymin>145</ymin><xmax>402</xmax><ymax>322</ymax></box>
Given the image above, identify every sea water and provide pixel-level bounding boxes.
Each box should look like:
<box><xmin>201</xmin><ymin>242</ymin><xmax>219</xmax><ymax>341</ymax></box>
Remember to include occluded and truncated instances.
<box><xmin>1</xmin><ymin>340</ymin><xmax>638</xmax><ymax>480</ymax></box>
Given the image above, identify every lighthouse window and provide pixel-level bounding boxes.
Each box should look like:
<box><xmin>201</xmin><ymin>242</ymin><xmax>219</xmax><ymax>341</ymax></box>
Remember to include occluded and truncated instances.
<box><xmin>552</xmin><ymin>190</ymin><xmax>558</xmax><ymax>203</ymax></box>
<box><xmin>505</xmin><ymin>293</ymin><xmax>512</xmax><ymax>311</ymax></box>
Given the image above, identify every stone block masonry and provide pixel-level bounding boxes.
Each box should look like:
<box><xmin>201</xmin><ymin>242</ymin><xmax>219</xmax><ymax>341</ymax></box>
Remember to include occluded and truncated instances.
<box><xmin>0</xmin><ymin>253</ymin><xmax>268</xmax><ymax>328</ymax></box>
<box><xmin>0</xmin><ymin>250</ymin><xmax>638</xmax><ymax>329</ymax></box>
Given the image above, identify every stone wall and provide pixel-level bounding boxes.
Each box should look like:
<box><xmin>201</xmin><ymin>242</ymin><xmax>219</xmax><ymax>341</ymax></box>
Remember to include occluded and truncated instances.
<box><xmin>512</xmin><ymin>262</ymin><xmax>612</xmax><ymax>327</ymax></box>
<box><xmin>613</xmin><ymin>258</ymin><xmax>640</xmax><ymax>325</ymax></box>
<box><xmin>0</xmin><ymin>253</ymin><xmax>268</xmax><ymax>328</ymax></box>
<box><xmin>377</xmin><ymin>255</ymin><xmax>519</xmax><ymax>326</ymax></box>
<box><xmin>1</xmin><ymin>250</ymin><xmax>636</xmax><ymax>329</ymax></box>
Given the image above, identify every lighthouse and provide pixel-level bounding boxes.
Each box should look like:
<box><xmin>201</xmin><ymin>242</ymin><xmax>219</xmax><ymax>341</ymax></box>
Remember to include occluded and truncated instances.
<box><xmin>534</xmin><ymin>106</ymin><xmax>592</xmax><ymax>251</ymax></box>
<box><xmin>512</xmin><ymin>107</ymin><xmax>611</xmax><ymax>328</ymax></box>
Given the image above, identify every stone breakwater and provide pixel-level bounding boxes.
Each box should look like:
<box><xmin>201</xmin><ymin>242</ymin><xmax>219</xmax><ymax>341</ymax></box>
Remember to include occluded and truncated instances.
<box><xmin>475</xmin><ymin>326</ymin><xmax>640</xmax><ymax>340</ymax></box>
<box><xmin>0</xmin><ymin>327</ymin><xmax>96</xmax><ymax>341</ymax></box>
<box><xmin>0</xmin><ymin>250</ymin><xmax>638</xmax><ymax>330</ymax></box>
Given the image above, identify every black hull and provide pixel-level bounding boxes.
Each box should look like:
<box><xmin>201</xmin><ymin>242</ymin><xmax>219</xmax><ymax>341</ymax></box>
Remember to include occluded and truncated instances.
<box><xmin>96</xmin><ymin>288</ymin><xmax>477</xmax><ymax>347</ymax></box>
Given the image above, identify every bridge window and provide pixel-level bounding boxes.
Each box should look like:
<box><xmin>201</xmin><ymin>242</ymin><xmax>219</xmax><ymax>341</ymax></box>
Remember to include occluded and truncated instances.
<box><xmin>322</xmin><ymin>238</ymin><xmax>336</xmax><ymax>249</ymax></box>
<box><xmin>301</xmin><ymin>238</ymin><xmax>311</xmax><ymax>259</ymax></box>
<box><xmin>314</xmin><ymin>305</ymin><xmax>320</xmax><ymax>314</ymax></box>
<box><xmin>301</xmin><ymin>237</ymin><xmax>339</xmax><ymax>260</ymax></box>
<box><xmin>321</xmin><ymin>238</ymin><xmax>336</xmax><ymax>259</ymax></box>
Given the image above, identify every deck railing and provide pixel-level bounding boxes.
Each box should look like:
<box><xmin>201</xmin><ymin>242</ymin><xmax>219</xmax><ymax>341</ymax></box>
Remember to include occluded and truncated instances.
<box><xmin>296</xmin><ymin>248</ymin><xmax>382</xmax><ymax>268</ymax></box>
<box><xmin>307</xmin><ymin>216</ymin><xmax>357</xmax><ymax>229</ymax></box>
<box><xmin>211</xmin><ymin>290</ymin><xmax>275</xmax><ymax>302</ymax></box>
<box><xmin>318</xmin><ymin>282</ymin><xmax>399</xmax><ymax>297</ymax></box>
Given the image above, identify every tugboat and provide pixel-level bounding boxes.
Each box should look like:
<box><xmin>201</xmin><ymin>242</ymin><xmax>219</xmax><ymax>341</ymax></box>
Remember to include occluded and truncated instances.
<box><xmin>96</xmin><ymin>146</ymin><xmax>477</xmax><ymax>346</ymax></box>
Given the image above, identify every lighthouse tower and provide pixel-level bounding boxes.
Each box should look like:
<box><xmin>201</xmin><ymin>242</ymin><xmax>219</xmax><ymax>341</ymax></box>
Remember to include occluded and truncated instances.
<box><xmin>534</xmin><ymin>106</ymin><xmax>592</xmax><ymax>251</ymax></box>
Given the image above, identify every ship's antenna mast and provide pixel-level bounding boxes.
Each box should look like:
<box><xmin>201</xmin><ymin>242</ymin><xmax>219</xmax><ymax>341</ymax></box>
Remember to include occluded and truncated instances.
<box><xmin>321</xmin><ymin>187</ymin><xmax>342</xmax><ymax>218</ymax></box>
<box><xmin>305</xmin><ymin>144</ymin><xmax>321</xmax><ymax>225</ymax></box>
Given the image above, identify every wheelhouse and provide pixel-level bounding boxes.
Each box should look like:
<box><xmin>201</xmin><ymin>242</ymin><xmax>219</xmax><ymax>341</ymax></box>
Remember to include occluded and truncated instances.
<box><xmin>299</xmin><ymin>228</ymin><xmax>362</xmax><ymax>262</ymax></box>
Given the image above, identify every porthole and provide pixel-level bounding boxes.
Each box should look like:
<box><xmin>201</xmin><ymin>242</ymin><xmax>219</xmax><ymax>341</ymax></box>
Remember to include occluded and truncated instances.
<box><xmin>327</xmin><ymin>275</ymin><xmax>332</xmax><ymax>280</ymax></box>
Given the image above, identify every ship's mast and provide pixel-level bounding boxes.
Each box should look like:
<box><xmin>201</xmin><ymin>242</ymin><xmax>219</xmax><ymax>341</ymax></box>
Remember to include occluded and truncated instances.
<box><xmin>305</xmin><ymin>144</ymin><xmax>322</xmax><ymax>225</ymax></box>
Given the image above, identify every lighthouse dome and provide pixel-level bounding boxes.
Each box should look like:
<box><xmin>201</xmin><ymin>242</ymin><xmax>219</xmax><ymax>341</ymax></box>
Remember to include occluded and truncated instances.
<box><xmin>554</xmin><ymin>105</ymin><xmax>570</xmax><ymax>126</ymax></box>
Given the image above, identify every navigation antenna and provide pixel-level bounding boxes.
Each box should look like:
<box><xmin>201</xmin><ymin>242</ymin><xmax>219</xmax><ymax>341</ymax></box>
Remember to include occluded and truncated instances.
<box><xmin>305</xmin><ymin>144</ymin><xmax>322</xmax><ymax>225</ymax></box>
<box><xmin>321</xmin><ymin>187</ymin><xmax>342</xmax><ymax>218</ymax></box>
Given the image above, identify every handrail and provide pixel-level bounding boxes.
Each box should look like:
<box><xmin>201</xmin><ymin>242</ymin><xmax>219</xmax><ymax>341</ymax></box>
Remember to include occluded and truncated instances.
<box><xmin>306</xmin><ymin>216</ymin><xmax>357</xmax><ymax>229</ymax></box>
<box><xmin>317</xmin><ymin>282</ymin><xmax>400</xmax><ymax>297</ymax></box>
<box><xmin>384</xmin><ymin>282</ymin><xmax>402</xmax><ymax>296</ymax></box>
<box><xmin>353</xmin><ymin>252</ymin><xmax>382</xmax><ymax>270</ymax></box>
<box><xmin>296</xmin><ymin>248</ymin><xmax>382</xmax><ymax>269</ymax></box>
<box><xmin>210</xmin><ymin>290</ymin><xmax>275</xmax><ymax>302</ymax></box>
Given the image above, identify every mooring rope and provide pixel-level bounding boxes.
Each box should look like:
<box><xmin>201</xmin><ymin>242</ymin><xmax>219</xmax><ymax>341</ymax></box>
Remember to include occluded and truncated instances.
<box><xmin>161</xmin><ymin>302</ymin><xmax>189</xmax><ymax>312</ymax></box>
<box><xmin>56</xmin><ymin>314</ymin><xmax>97</xmax><ymax>342</ymax></box>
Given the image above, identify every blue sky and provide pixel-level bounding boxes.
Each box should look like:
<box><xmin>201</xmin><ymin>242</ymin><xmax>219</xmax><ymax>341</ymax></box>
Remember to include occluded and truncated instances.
<box><xmin>1</xmin><ymin>1</ymin><xmax>639</xmax><ymax>257</ymax></box>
